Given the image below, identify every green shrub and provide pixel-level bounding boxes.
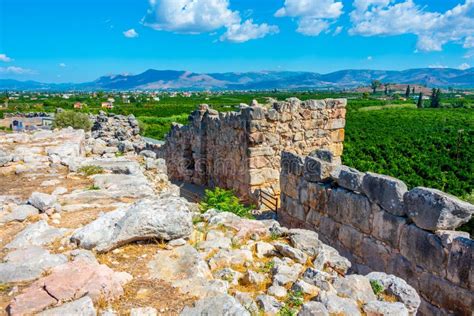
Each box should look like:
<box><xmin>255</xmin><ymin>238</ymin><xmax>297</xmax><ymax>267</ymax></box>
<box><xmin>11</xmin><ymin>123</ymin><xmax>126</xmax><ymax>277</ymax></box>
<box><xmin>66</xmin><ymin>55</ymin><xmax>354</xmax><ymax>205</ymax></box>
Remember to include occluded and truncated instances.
<box><xmin>53</xmin><ymin>110</ymin><xmax>92</xmax><ymax>131</ymax></box>
<box><xmin>78</xmin><ymin>165</ymin><xmax>104</xmax><ymax>176</ymax></box>
<box><xmin>199</xmin><ymin>187</ymin><xmax>254</xmax><ymax>218</ymax></box>
<box><xmin>370</xmin><ymin>279</ymin><xmax>384</xmax><ymax>296</ymax></box>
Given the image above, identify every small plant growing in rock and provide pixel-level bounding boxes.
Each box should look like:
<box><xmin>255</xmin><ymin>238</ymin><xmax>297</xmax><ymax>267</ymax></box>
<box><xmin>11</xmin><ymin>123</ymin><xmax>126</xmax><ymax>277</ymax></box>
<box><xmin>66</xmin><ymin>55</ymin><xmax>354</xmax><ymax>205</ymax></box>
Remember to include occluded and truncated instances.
<box><xmin>53</xmin><ymin>110</ymin><xmax>92</xmax><ymax>131</ymax></box>
<box><xmin>78</xmin><ymin>165</ymin><xmax>104</xmax><ymax>176</ymax></box>
<box><xmin>370</xmin><ymin>279</ymin><xmax>384</xmax><ymax>296</ymax></box>
<box><xmin>259</xmin><ymin>261</ymin><xmax>275</xmax><ymax>274</ymax></box>
<box><xmin>88</xmin><ymin>185</ymin><xmax>100</xmax><ymax>190</ymax></box>
<box><xmin>200</xmin><ymin>187</ymin><xmax>254</xmax><ymax>218</ymax></box>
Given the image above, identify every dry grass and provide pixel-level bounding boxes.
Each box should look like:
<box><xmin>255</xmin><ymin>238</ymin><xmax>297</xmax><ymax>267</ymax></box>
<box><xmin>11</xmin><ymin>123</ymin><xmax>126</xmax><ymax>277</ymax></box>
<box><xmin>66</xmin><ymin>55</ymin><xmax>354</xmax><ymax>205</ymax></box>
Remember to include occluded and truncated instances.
<box><xmin>95</xmin><ymin>242</ymin><xmax>197</xmax><ymax>314</ymax></box>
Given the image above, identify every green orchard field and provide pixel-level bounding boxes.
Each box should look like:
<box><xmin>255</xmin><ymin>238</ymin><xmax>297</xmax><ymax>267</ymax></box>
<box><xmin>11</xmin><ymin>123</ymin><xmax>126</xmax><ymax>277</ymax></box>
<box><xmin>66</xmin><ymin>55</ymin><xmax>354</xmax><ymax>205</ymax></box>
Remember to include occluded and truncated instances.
<box><xmin>3</xmin><ymin>92</ymin><xmax>473</xmax><ymax>201</ymax></box>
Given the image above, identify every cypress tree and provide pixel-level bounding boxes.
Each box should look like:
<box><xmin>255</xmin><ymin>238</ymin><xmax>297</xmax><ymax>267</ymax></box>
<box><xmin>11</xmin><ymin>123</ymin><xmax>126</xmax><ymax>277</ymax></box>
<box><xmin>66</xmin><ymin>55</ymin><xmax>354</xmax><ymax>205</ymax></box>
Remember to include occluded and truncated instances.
<box><xmin>417</xmin><ymin>92</ymin><xmax>424</xmax><ymax>108</ymax></box>
<box><xmin>405</xmin><ymin>85</ymin><xmax>411</xmax><ymax>98</ymax></box>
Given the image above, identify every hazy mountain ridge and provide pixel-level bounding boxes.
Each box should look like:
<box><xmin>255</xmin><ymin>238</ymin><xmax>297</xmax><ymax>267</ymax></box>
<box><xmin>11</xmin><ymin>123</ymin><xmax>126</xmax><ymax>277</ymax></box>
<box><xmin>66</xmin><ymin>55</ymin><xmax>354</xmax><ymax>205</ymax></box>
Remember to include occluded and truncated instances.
<box><xmin>1</xmin><ymin>68</ymin><xmax>473</xmax><ymax>91</ymax></box>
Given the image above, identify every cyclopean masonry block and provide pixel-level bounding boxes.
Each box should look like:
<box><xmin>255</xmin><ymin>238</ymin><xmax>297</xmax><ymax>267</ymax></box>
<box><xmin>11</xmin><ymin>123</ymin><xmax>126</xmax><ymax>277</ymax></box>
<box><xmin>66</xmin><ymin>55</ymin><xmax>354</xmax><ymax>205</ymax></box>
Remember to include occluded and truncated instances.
<box><xmin>162</xmin><ymin>98</ymin><xmax>346</xmax><ymax>202</ymax></box>
<box><xmin>279</xmin><ymin>151</ymin><xmax>474</xmax><ymax>316</ymax></box>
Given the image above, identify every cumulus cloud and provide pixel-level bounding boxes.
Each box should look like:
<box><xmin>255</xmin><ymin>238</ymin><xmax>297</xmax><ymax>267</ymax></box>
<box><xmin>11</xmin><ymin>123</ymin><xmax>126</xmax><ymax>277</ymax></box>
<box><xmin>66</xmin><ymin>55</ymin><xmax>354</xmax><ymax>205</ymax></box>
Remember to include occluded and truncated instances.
<box><xmin>0</xmin><ymin>54</ymin><xmax>13</xmax><ymax>62</ymax></box>
<box><xmin>220</xmin><ymin>19</ymin><xmax>279</xmax><ymax>43</ymax></box>
<box><xmin>0</xmin><ymin>66</ymin><xmax>35</xmax><ymax>75</ymax></box>
<box><xmin>142</xmin><ymin>0</ymin><xmax>277</xmax><ymax>43</ymax></box>
<box><xmin>349</xmin><ymin>0</ymin><xmax>474</xmax><ymax>52</ymax></box>
<box><xmin>458</xmin><ymin>63</ymin><xmax>471</xmax><ymax>70</ymax></box>
<box><xmin>123</xmin><ymin>28</ymin><xmax>139</xmax><ymax>38</ymax></box>
<box><xmin>59</xmin><ymin>63</ymin><xmax>66</xmax><ymax>67</ymax></box>
<box><xmin>428</xmin><ymin>63</ymin><xmax>448</xmax><ymax>69</ymax></box>
<box><xmin>275</xmin><ymin>0</ymin><xmax>344</xmax><ymax>36</ymax></box>
<box><xmin>367</xmin><ymin>56</ymin><xmax>373</xmax><ymax>60</ymax></box>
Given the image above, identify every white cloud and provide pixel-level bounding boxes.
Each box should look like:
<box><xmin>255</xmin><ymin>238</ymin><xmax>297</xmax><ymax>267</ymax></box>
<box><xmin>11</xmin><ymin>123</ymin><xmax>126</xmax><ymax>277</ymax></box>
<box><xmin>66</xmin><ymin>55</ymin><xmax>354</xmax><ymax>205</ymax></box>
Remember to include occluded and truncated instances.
<box><xmin>220</xmin><ymin>19</ymin><xmax>278</xmax><ymax>43</ymax></box>
<box><xmin>59</xmin><ymin>63</ymin><xmax>66</xmax><ymax>67</ymax></box>
<box><xmin>0</xmin><ymin>54</ymin><xmax>13</xmax><ymax>62</ymax></box>
<box><xmin>275</xmin><ymin>0</ymin><xmax>344</xmax><ymax>36</ymax></box>
<box><xmin>143</xmin><ymin>0</ymin><xmax>239</xmax><ymax>33</ymax></box>
<box><xmin>142</xmin><ymin>0</ymin><xmax>277</xmax><ymax>43</ymax></box>
<box><xmin>367</xmin><ymin>56</ymin><xmax>373</xmax><ymax>60</ymax></box>
<box><xmin>0</xmin><ymin>66</ymin><xmax>35</xmax><ymax>75</ymax></box>
<box><xmin>333</xmin><ymin>26</ymin><xmax>343</xmax><ymax>35</ymax></box>
<box><xmin>458</xmin><ymin>63</ymin><xmax>471</xmax><ymax>70</ymax></box>
<box><xmin>349</xmin><ymin>0</ymin><xmax>474</xmax><ymax>52</ymax></box>
<box><xmin>123</xmin><ymin>28</ymin><xmax>139</xmax><ymax>38</ymax></box>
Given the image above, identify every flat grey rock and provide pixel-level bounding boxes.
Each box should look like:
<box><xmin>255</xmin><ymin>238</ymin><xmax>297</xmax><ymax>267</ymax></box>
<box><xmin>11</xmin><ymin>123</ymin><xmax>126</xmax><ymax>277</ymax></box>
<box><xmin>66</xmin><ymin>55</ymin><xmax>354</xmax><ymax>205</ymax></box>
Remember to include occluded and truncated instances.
<box><xmin>0</xmin><ymin>204</ymin><xmax>39</xmax><ymax>223</ymax></box>
<box><xmin>363</xmin><ymin>301</ymin><xmax>408</xmax><ymax>316</ymax></box>
<box><xmin>0</xmin><ymin>246</ymin><xmax>67</xmax><ymax>283</ymax></box>
<box><xmin>28</xmin><ymin>192</ymin><xmax>57</xmax><ymax>212</ymax></box>
<box><xmin>289</xmin><ymin>229</ymin><xmax>321</xmax><ymax>257</ymax></box>
<box><xmin>298</xmin><ymin>302</ymin><xmax>329</xmax><ymax>316</ymax></box>
<box><xmin>38</xmin><ymin>296</ymin><xmax>96</xmax><ymax>316</ymax></box>
<box><xmin>6</xmin><ymin>220</ymin><xmax>68</xmax><ymax>249</ymax></box>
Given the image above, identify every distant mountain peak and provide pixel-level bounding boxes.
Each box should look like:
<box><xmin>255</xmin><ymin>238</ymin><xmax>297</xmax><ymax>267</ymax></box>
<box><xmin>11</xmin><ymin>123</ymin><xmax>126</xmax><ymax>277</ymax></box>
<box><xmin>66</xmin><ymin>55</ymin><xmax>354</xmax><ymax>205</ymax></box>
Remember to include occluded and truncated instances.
<box><xmin>1</xmin><ymin>67</ymin><xmax>473</xmax><ymax>91</ymax></box>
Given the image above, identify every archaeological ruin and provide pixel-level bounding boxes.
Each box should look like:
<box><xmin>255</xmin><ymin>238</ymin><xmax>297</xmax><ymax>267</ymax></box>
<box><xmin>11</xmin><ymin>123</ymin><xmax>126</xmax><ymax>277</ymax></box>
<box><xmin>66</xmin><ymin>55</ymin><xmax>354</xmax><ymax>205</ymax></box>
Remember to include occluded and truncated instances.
<box><xmin>162</xmin><ymin>98</ymin><xmax>346</xmax><ymax>203</ymax></box>
<box><xmin>161</xmin><ymin>98</ymin><xmax>473</xmax><ymax>315</ymax></box>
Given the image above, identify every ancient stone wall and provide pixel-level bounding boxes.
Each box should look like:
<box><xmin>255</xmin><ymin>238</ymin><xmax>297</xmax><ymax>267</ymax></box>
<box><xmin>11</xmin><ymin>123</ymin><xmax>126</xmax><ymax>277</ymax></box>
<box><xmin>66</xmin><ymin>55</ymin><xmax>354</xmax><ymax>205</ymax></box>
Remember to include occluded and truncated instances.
<box><xmin>278</xmin><ymin>151</ymin><xmax>474</xmax><ymax>315</ymax></box>
<box><xmin>162</xmin><ymin>98</ymin><xmax>346</xmax><ymax>202</ymax></box>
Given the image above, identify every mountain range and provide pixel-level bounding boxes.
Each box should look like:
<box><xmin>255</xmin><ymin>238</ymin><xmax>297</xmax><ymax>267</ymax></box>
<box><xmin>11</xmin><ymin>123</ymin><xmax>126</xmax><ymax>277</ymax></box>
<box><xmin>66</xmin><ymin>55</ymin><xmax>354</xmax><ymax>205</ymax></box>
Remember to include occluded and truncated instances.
<box><xmin>1</xmin><ymin>68</ymin><xmax>473</xmax><ymax>91</ymax></box>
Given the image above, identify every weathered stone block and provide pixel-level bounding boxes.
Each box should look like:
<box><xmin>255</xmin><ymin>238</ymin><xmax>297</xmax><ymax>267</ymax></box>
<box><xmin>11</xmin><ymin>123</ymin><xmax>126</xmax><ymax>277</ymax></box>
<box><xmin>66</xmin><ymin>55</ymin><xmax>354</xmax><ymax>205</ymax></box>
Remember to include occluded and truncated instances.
<box><xmin>328</xmin><ymin>188</ymin><xmax>375</xmax><ymax>234</ymax></box>
<box><xmin>338</xmin><ymin>224</ymin><xmax>364</xmax><ymax>257</ymax></box>
<box><xmin>404</xmin><ymin>187</ymin><xmax>474</xmax><ymax>231</ymax></box>
<box><xmin>304</xmin><ymin>156</ymin><xmax>337</xmax><ymax>183</ymax></box>
<box><xmin>418</xmin><ymin>272</ymin><xmax>474</xmax><ymax>315</ymax></box>
<box><xmin>372</xmin><ymin>210</ymin><xmax>406</xmax><ymax>249</ymax></box>
<box><xmin>362</xmin><ymin>172</ymin><xmax>407</xmax><ymax>216</ymax></box>
<box><xmin>399</xmin><ymin>224</ymin><xmax>447</xmax><ymax>276</ymax></box>
<box><xmin>360</xmin><ymin>237</ymin><xmax>390</xmax><ymax>272</ymax></box>
<box><xmin>331</xmin><ymin>165</ymin><xmax>364</xmax><ymax>192</ymax></box>
<box><xmin>446</xmin><ymin>237</ymin><xmax>473</xmax><ymax>289</ymax></box>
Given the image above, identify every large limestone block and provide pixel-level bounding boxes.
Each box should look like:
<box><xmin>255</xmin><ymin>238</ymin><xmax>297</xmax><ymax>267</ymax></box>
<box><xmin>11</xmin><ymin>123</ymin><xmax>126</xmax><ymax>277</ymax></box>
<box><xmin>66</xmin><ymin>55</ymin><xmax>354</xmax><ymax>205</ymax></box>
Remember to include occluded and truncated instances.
<box><xmin>28</xmin><ymin>192</ymin><xmax>57</xmax><ymax>212</ymax></box>
<box><xmin>333</xmin><ymin>275</ymin><xmax>377</xmax><ymax>304</ymax></box>
<box><xmin>399</xmin><ymin>224</ymin><xmax>447</xmax><ymax>275</ymax></box>
<box><xmin>331</xmin><ymin>165</ymin><xmax>364</xmax><ymax>192</ymax></box>
<box><xmin>446</xmin><ymin>237</ymin><xmax>473</xmax><ymax>289</ymax></box>
<box><xmin>362</xmin><ymin>172</ymin><xmax>407</xmax><ymax>216</ymax></box>
<box><xmin>404</xmin><ymin>187</ymin><xmax>474</xmax><ymax>231</ymax></box>
<box><xmin>71</xmin><ymin>197</ymin><xmax>193</xmax><ymax>252</ymax></box>
<box><xmin>180</xmin><ymin>294</ymin><xmax>250</xmax><ymax>316</ymax></box>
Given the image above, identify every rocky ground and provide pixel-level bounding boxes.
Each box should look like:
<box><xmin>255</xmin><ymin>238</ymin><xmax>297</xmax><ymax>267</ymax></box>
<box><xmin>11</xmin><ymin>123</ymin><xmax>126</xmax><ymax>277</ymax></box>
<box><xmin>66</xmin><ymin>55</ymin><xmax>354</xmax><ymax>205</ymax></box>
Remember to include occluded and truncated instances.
<box><xmin>0</xmin><ymin>128</ymin><xmax>420</xmax><ymax>315</ymax></box>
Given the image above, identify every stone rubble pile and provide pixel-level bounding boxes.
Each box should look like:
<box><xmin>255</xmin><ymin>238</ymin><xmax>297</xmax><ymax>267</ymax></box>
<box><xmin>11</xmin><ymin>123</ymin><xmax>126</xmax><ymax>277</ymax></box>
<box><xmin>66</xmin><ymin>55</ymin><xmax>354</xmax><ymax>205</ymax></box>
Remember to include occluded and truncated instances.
<box><xmin>89</xmin><ymin>111</ymin><xmax>145</xmax><ymax>155</ymax></box>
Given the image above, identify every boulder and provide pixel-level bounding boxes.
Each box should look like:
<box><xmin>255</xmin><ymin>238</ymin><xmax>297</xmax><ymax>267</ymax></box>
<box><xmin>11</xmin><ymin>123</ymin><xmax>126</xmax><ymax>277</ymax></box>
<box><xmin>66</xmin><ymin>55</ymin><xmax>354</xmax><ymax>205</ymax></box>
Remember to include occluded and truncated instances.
<box><xmin>291</xmin><ymin>280</ymin><xmax>319</xmax><ymax>296</ymax></box>
<box><xmin>0</xmin><ymin>246</ymin><xmax>67</xmax><ymax>283</ymax></box>
<box><xmin>362</xmin><ymin>172</ymin><xmax>407</xmax><ymax>216</ymax></box>
<box><xmin>241</xmin><ymin>270</ymin><xmax>266</xmax><ymax>286</ymax></box>
<box><xmin>298</xmin><ymin>302</ymin><xmax>329</xmax><ymax>316</ymax></box>
<box><xmin>180</xmin><ymin>294</ymin><xmax>250</xmax><ymax>316</ymax></box>
<box><xmin>256</xmin><ymin>295</ymin><xmax>282</xmax><ymax>315</ymax></box>
<box><xmin>0</xmin><ymin>204</ymin><xmax>39</xmax><ymax>223</ymax></box>
<box><xmin>302</xmin><ymin>268</ymin><xmax>334</xmax><ymax>292</ymax></box>
<box><xmin>71</xmin><ymin>197</ymin><xmax>193</xmax><ymax>252</ymax></box>
<box><xmin>92</xmin><ymin>173</ymin><xmax>155</xmax><ymax>198</ymax></box>
<box><xmin>267</xmin><ymin>285</ymin><xmax>288</xmax><ymax>299</ymax></box>
<box><xmin>317</xmin><ymin>292</ymin><xmax>361</xmax><ymax>316</ymax></box>
<box><xmin>255</xmin><ymin>241</ymin><xmax>276</xmax><ymax>258</ymax></box>
<box><xmin>363</xmin><ymin>301</ymin><xmax>408</xmax><ymax>316</ymax></box>
<box><xmin>404</xmin><ymin>187</ymin><xmax>474</xmax><ymax>231</ymax></box>
<box><xmin>38</xmin><ymin>296</ymin><xmax>96</xmax><ymax>316</ymax></box>
<box><xmin>6</xmin><ymin>220</ymin><xmax>67</xmax><ymax>249</ymax></box>
<box><xmin>366</xmin><ymin>272</ymin><xmax>420</xmax><ymax>314</ymax></box>
<box><xmin>139</xmin><ymin>150</ymin><xmax>157</xmax><ymax>159</ymax></box>
<box><xmin>28</xmin><ymin>192</ymin><xmax>57</xmax><ymax>212</ymax></box>
<box><xmin>313</xmin><ymin>244</ymin><xmax>351</xmax><ymax>275</ymax></box>
<box><xmin>234</xmin><ymin>291</ymin><xmax>259</xmax><ymax>315</ymax></box>
<box><xmin>274</xmin><ymin>242</ymin><xmax>308</xmax><ymax>264</ymax></box>
<box><xmin>333</xmin><ymin>275</ymin><xmax>377</xmax><ymax>303</ymax></box>
<box><xmin>8</xmin><ymin>258</ymin><xmax>131</xmax><ymax>315</ymax></box>
<box><xmin>0</xmin><ymin>149</ymin><xmax>13</xmax><ymax>166</ymax></box>
<box><xmin>289</xmin><ymin>229</ymin><xmax>321</xmax><ymax>257</ymax></box>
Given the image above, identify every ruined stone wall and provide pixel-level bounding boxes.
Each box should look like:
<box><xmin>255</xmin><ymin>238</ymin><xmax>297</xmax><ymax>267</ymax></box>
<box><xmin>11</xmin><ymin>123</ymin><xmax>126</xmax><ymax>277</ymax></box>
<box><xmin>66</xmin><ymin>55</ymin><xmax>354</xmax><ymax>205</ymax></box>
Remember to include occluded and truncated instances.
<box><xmin>162</xmin><ymin>98</ymin><xmax>346</xmax><ymax>202</ymax></box>
<box><xmin>279</xmin><ymin>151</ymin><xmax>474</xmax><ymax>315</ymax></box>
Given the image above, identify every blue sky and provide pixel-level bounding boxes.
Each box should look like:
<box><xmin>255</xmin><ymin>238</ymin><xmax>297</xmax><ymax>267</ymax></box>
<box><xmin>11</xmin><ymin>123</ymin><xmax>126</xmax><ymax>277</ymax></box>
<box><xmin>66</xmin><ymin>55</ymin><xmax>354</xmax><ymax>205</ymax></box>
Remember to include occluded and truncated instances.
<box><xmin>0</xmin><ymin>0</ymin><xmax>473</xmax><ymax>83</ymax></box>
